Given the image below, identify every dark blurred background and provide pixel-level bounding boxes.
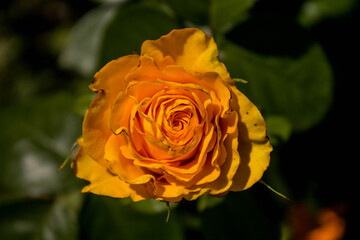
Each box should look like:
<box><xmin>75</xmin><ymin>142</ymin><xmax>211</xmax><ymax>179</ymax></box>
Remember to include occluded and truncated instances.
<box><xmin>1</xmin><ymin>0</ymin><xmax>358</xmax><ymax>239</ymax></box>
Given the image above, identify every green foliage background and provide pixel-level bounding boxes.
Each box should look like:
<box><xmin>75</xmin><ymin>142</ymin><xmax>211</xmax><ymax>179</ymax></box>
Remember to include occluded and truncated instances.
<box><xmin>0</xmin><ymin>0</ymin><xmax>358</xmax><ymax>239</ymax></box>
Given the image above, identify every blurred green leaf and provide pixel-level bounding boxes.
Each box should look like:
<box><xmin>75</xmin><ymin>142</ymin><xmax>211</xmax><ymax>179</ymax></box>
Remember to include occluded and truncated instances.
<box><xmin>197</xmin><ymin>194</ymin><xmax>224</xmax><ymax>212</ymax></box>
<box><xmin>210</xmin><ymin>0</ymin><xmax>257</xmax><ymax>33</ymax></box>
<box><xmin>163</xmin><ymin>0</ymin><xmax>210</xmax><ymax>25</ymax></box>
<box><xmin>262</xmin><ymin>151</ymin><xmax>292</xmax><ymax>205</ymax></box>
<box><xmin>32</xmin><ymin>191</ymin><xmax>84</xmax><ymax>240</ymax></box>
<box><xmin>179</xmin><ymin>211</ymin><xmax>202</xmax><ymax>230</ymax></box>
<box><xmin>94</xmin><ymin>0</ymin><xmax>127</xmax><ymax>3</ymax></box>
<box><xmin>2</xmin><ymin>138</ymin><xmax>67</xmax><ymax>197</ymax></box>
<box><xmin>73</xmin><ymin>93</ymin><xmax>96</xmax><ymax>117</ymax></box>
<box><xmin>0</xmin><ymin>92</ymin><xmax>83</xmax><ymax>198</ymax></box>
<box><xmin>265</xmin><ymin>115</ymin><xmax>292</xmax><ymax>145</ymax></box>
<box><xmin>0</xmin><ymin>200</ymin><xmax>52</xmax><ymax>240</ymax></box>
<box><xmin>80</xmin><ymin>195</ymin><xmax>184</xmax><ymax>240</ymax></box>
<box><xmin>100</xmin><ymin>3</ymin><xmax>179</xmax><ymax>66</ymax></box>
<box><xmin>118</xmin><ymin>198</ymin><xmax>175</xmax><ymax>214</ymax></box>
<box><xmin>201</xmin><ymin>192</ymin><xmax>280</xmax><ymax>240</ymax></box>
<box><xmin>221</xmin><ymin>40</ymin><xmax>333</xmax><ymax>131</ymax></box>
<box><xmin>298</xmin><ymin>0</ymin><xmax>358</xmax><ymax>27</ymax></box>
<box><xmin>130</xmin><ymin>199</ymin><xmax>168</xmax><ymax>214</ymax></box>
<box><xmin>59</xmin><ymin>3</ymin><xmax>120</xmax><ymax>76</ymax></box>
<box><xmin>0</xmin><ymin>36</ymin><xmax>21</xmax><ymax>72</ymax></box>
<box><xmin>0</xmin><ymin>192</ymin><xmax>84</xmax><ymax>240</ymax></box>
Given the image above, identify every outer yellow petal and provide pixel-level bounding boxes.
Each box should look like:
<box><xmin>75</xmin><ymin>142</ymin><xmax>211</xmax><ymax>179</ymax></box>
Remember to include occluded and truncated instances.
<box><xmin>71</xmin><ymin>138</ymin><xmax>131</xmax><ymax>198</ymax></box>
<box><xmin>152</xmin><ymin>182</ymin><xmax>188</xmax><ymax>200</ymax></box>
<box><xmin>72</xmin><ymin>138</ymin><xmax>154</xmax><ymax>201</ymax></box>
<box><xmin>141</xmin><ymin>28</ymin><xmax>231</xmax><ymax>83</ymax></box>
<box><xmin>229</xmin><ymin>86</ymin><xmax>272</xmax><ymax>191</ymax></box>
<box><xmin>90</xmin><ymin>55</ymin><xmax>139</xmax><ymax>93</ymax></box>
<box><xmin>208</xmin><ymin>122</ymin><xmax>240</xmax><ymax>195</ymax></box>
<box><xmin>83</xmin><ymin>55</ymin><xmax>140</xmax><ymax>165</ymax></box>
<box><xmin>82</xmin><ymin>91</ymin><xmax>112</xmax><ymax>167</ymax></box>
<box><xmin>108</xmin><ymin>91</ymin><xmax>135</xmax><ymax>135</ymax></box>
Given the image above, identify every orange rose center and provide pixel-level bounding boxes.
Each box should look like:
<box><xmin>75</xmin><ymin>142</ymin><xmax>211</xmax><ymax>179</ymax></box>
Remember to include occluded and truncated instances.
<box><xmin>129</xmin><ymin>87</ymin><xmax>205</xmax><ymax>160</ymax></box>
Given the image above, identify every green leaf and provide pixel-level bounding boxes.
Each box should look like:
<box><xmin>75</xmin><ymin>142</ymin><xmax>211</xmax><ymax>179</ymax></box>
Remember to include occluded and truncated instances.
<box><xmin>59</xmin><ymin>3</ymin><xmax>120</xmax><ymax>76</ymax></box>
<box><xmin>163</xmin><ymin>0</ymin><xmax>210</xmax><ymax>25</ymax></box>
<box><xmin>210</xmin><ymin>0</ymin><xmax>257</xmax><ymax>33</ymax></box>
<box><xmin>94</xmin><ymin>0</ymin><xmax>127</xmax><ymax>3</ymax></box>
<box><xmin>119</xmin><ymin>198</ymin><xmax>177</xmax><ymax>214</ymax></box>
<box><xmin>265</xmin><ymin>115</ymin><xmax>292</xmax><ymax>145</ymax></box>
<box><xmin>0</xmin><ymin>192</ymin><xmax>84</xmax><ymax>240</ymax></box>
<box><xmin>0</xmin><ymin>92</ymin><xmax>84</xmax><ymax>198</ymax></box>
<box><xmin>32</xmin><ymin>192</ymin><xmax>84</xmax><ymax>240</ymax></box>
<box><xmin>81</xmin><ymin>195</ymin><xmax>184</xmax><ymax>240</ymax></box>
<box><xmin>201</xmin><ymin>192</ymin><xmax>280</xmax><ymax>240</ymax></box>
<box><xmin>73</xmin><ymin>93</ymin><xmax>96</xmax><ymax>117</ymax></box>
<box><xmin>197</xmin><ymin>194</ymin><xmax>224</xmax><ymax>212</ymax></box>
<box><xmin>0</xmin><ymin>200</ymin><xmax>52</xmax><ymax>240</ymax></box>
<box><xmin>99</xmin><ymin>4</ymin><xmax>179</xmax><ymax>67</ymax></box>
<box><xmin>298</xmin><ymin>0</ymin><xmax>358</xmax><ymax>27</ymax></box>
<box><xmin>262</xmin><ymin>151</ymin><xmax>292</xmax><ymax>204</ymax></box>
<box><xmin>221</xmin><ymin>40</ymin><xmax>333</xmax><ymax>131</ymax></box>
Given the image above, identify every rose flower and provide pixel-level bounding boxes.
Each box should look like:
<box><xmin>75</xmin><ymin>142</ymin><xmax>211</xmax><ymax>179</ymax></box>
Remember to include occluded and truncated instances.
<box><xmin>71</xmin><ymin>28</ymin><xmax>272</xmax><ymax>202</ymax></box>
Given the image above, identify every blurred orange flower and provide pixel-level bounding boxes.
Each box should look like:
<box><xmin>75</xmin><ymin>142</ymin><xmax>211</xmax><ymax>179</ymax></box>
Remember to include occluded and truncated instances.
<box><xmin>71</xmin><ymin>28</ymin><xmax>272</xmax><ymax>202</ymax></box>
<box><xmin>291</xmin><ymin>203</ymin><xmax>346</xmax><ymax>240</ymax></box>
<box><xmin>306</xmin><ymin>208</ymin><xmax>346</xmax><ymax>240</ymax></box>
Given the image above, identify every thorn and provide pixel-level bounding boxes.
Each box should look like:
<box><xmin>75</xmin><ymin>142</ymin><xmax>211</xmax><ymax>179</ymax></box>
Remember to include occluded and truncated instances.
<box><xmin>165</xmin><ymin>201</ymin><xmax>171</xmax><ymax>223</ymax></box>
<box><xmin>233</xmin><ymin>78</ymin><xmax>248</xmax><ymax>84</ymax></box>
<box><xmin>259</xmin><ymin>180</ymin><xmax>291</xmax><ymax>201</ymax></box>
<box><xmin>57</xmin><ymin>141</ymin><xmax>78</xmax><ymax>172</ymax></box>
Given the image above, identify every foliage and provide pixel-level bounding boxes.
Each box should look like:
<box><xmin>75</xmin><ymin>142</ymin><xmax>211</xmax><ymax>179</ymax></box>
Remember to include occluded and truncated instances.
<box><xmin>1</xmin><ymin>0</ymin><xmax>357</xmax><ymax>239</ymax></box>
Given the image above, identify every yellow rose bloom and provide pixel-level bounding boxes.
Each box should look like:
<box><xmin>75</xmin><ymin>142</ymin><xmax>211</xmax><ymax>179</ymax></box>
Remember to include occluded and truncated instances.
<box><xmin>71</xmin><ymin>28</ymin><xmax>272</xmax><ymax>202</ymax></box>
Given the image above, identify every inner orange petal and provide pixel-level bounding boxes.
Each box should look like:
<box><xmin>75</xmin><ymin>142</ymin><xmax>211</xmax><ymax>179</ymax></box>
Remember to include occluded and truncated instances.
<box><xmin>105</xmin><ymin>134</ymin><xmax>155</xmax><ymax>184</ymax></box>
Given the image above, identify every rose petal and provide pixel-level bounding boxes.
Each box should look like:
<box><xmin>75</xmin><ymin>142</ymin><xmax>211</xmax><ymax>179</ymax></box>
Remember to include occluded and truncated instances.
<box><xmin>160</xmin><ymin>124</ymin><xmax>217</xmax><ymax>179</ymax></box>
<box><xmin>82</xmin><ymin>91</ymin><xmax>112</xmax><ymax>167</ymax></box>
<box><xmin>105</xmin><ymin>134</ymin><xmax>155</xmax><ymax>184</ymax></box>
<box><xmin>141</xmin><ymin>28</ymin><xmax>231</xmax><ymax>83</ymax></box>
<box><xmin>162</xmin><ymin>158</ymin><xmax>221</xmax><ymax>187</ymax></box>
<box><xmin>229</xmin><ymin>86</ymin><xmax>272</xmax><ymax>191</ymax></box>
<box><xmin>90</xmin><ymin>55</ymin><xmax>139</xmax><ymax>93</ymax></box>
<box><xmin>207</xmin><ymin>122</ymin><xmax>240</xmax><ymax>195</ymax></box>
<box><xmin>83</xmin><ymin>55</ymin><xmax>140</xmax><ymax>166</ymax></box>
<box><xmin>108</xmin><ymin>92</ymin><xmax>136</xmax><ymax>135</ymax></box>
<box><xmin>72</xmin><ymin>138</ymin><xmax>153</xmax><ymax>201</ymax></box>
<box><xmin>124</xmin><ymin>56</ymin><xmax>161</xmax><ymax>85</ymax></box>
<box><xmin>125</xmin><ymin>81</ymin><xmax>210</xmax><ymax>161</ymax></box>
